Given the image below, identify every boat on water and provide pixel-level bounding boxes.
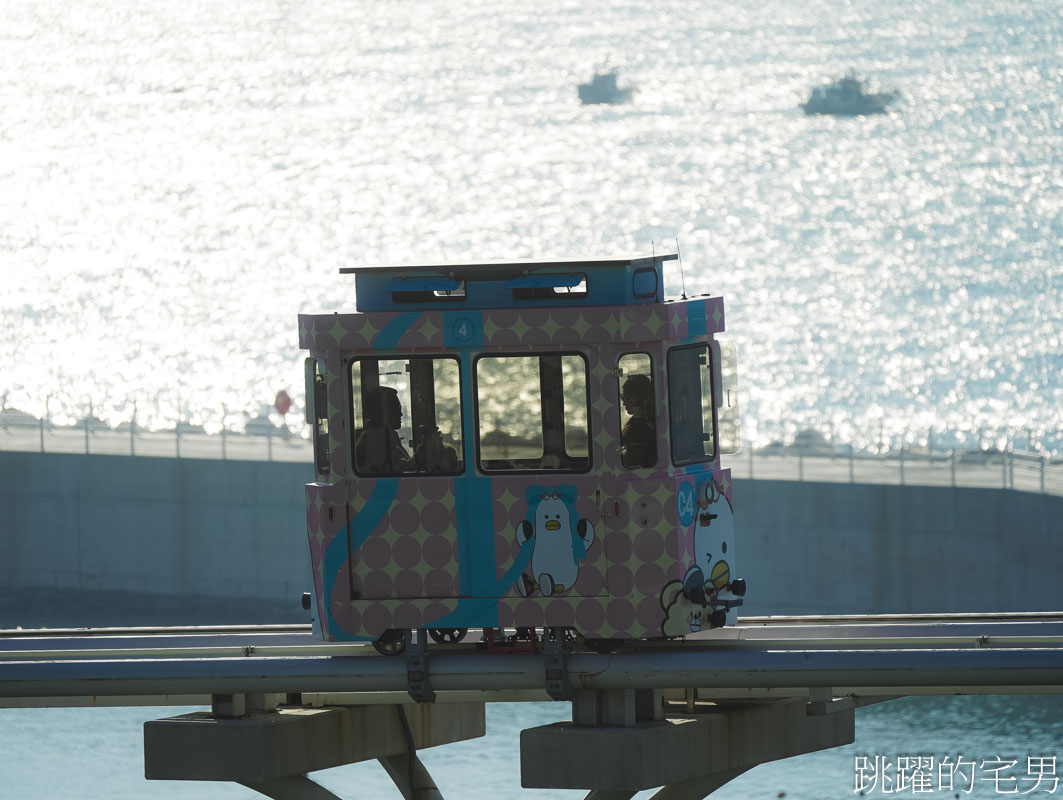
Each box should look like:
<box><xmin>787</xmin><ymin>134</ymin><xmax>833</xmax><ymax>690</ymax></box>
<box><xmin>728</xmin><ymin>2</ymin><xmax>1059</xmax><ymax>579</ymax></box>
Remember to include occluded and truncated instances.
<box><xmin>577</xmin><ymin>69</ymin><xmax>634</xmax><ymax>105</ymax></box>
<box><xmin>801</xmin><ymin>72</ymin><xmax>898</xmax><ymax>115</ymax></box>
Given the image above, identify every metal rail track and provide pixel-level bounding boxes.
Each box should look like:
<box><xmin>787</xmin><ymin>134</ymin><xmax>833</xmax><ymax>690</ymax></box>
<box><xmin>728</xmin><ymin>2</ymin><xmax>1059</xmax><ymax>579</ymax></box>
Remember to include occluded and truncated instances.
<box><xmin>2</xmin><ymin>613</ymin><xmax>1062</xmax><ymax>709</ymax></box>
<box><xmin>5</xmin><ymin>613</ymin><xmax>1063</xmax><ymax>659</ymax></box>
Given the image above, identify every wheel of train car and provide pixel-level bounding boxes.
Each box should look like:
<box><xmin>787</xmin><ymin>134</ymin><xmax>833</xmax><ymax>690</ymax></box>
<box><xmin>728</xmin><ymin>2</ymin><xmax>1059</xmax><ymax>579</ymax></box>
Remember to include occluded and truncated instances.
<box><xmin>584</xmin><ymin>637</ymin><xmax>623</xmax><ymax>654</ymax></box>
<box><xmin>372</xmin><ymin>628</ymin><xmax>407</xmax><ymax>655</ymax></box>
<box><xmin>428</xmin><ymin>627</ymin><xmax>468</xmax><ymax>644</ymax></box>
<box><xmin>709</xmin><ymin>609</ymin><xmax>727</xmax><ymax>629</ymax></box>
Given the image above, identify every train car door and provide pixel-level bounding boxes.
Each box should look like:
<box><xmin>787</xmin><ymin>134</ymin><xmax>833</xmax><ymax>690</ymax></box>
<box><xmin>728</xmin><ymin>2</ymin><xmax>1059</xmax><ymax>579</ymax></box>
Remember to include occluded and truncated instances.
<box><xmin>343</xmin><ymin>355</ymin><xmax>466</xmax><ymax>621</ymax></box>
<box><xmin>469</xmin><ymin>348</ymin><xmax>608</xmax><ymax>632</ymax></box>
<box><xmin>667</xmin><ymin>341</ymin><xmax>737</xmax><ymax>632</ymax></box>
<box><xmin>595</xmin><ymin>348</ymin><xmax>683</xmax><ymax>640</ymax></box>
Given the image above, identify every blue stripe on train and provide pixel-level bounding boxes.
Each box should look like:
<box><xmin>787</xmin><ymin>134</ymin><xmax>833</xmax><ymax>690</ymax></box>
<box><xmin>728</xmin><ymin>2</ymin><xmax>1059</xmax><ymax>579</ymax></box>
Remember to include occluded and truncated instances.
<box><xmin>322</xmin><ymin>479</ymin><xmax>399</xmax><ymax>641</ymax></box>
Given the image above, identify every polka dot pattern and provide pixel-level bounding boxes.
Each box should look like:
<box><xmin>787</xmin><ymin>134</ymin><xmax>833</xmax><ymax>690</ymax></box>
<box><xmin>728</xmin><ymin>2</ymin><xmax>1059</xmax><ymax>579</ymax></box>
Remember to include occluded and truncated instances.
<box><xmin>362</xmin><ymin>536</ymin><xmax>392</xmax><ymax>570</ymax></box>
<box><xmin>634</xmin><ymin>528</ymin><xmax>665</xmax><ymax>563</ymax></box>
<box><xmin>424</xmin><ymin>569</ymin><xmax>455</xmax><ymax>596</ymax></box>
<box><xmin>421</xmin><ymin>502</ymin><xmax>450</xmax><ymax>532</ymax></box>
<box><xmin>394</xmin><ymin>602</ymin><xmax>424</xmax><ymax>629</ymax></box>
<box><xmin>513</xmin><ymin>600</ymin><xmax>545</xmax><ymax>627</ymax></box>
<box><xmin>636</xmin><ymin>595</ymin><xmax>665</xmax><ymax>630</ymax></box>
<box><xmin>392</xmin><ymin>536</ymin><xmax>422</xmax><ymax>570</ymax></box>
<box><xmin>422</xmin><ymin>536</ymin><xmax>455</xmax><ymax>568</ymax></box>
<box><xmin>606</xmin><ymin>564</ymin><xmax>635</xmax><ymax>597</ymax></box>
<box><xmin>312</xmin><ymin>466</ymin><xmax>735</xmax><ymax>641</ymax></box>
<box><xmin>576</xmin><ymin>599</ymin><xmax>607</xmax><ymax>632</ymax></box>
<box><xmin>605</xmin><ymin>598</ymin><xmax>635</xmax><ymax>632</ymax></box>
<box><xmin>362</xmin><ymin>602</ymin><xmax>393</xmax><ymax>634</ymax></box>
<box><xmin>544</xmin><ymin>599</ymin><xmax>576</xmax><ymax>627</ymax></box>
<box><xmin>302</xmin><ymin>298</ymin><xmax>734</xmax><ymax>642</ymax></box>
<box><xmin>635</xmin><ymin>562</ymin><xmax>667</xmax><ymax>595</ymax></box>
<box><xmin>363</xmin><ymin>571</ymin><xmax>393</xmax><ymax>598</ymax></box>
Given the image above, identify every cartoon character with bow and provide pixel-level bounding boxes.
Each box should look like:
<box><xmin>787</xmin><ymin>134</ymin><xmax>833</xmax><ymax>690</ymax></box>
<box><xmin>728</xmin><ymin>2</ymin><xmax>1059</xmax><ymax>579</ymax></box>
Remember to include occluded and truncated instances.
<box><xmin>682</xmin><ymin>478</ymin><xmax>734</xmax><ymax>605</ymax></box>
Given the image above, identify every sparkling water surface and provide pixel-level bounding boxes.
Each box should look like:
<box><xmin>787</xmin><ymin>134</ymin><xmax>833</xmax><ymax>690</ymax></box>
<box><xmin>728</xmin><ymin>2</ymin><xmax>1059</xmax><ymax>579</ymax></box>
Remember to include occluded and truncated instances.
<box><xmin>2</xmin><ymin>0</ymin><xmax>1061</xmax><ymax>451</ymax></box>
<box><xmin>2</xmin><ymin>0</ymin><xmax>1062</xmax><ymax>796</ymax></box>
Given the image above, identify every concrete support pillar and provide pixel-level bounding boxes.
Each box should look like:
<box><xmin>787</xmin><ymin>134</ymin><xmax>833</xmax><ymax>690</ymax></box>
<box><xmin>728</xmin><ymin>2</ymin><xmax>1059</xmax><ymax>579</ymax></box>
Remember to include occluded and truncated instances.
<box><xmin>573</xmin><ymin>689</ymin><xmax>636</xmax><ymax>727</ymax></box>
<box><xmin>572</xmin><ymin>688</ymin><xmax>662</xmax><ymax>728</ymax></box>
<box><xmin>521</xmin><ymin>698</ymin><xmax>854</xmax><ymax>797</ymax></box>
<box><xmin>585</xmin><ymin>790</ymin><xmax>637</xmax><ymax>800</ymax></box>
<box><xmin>648</xmin><ymin>767</ymin><xmax>748</xmax><ymax>800</ymax></box>
<box><xmin>145</xmin><ymin>702</ymin><xmax>485</xmax><ymax>798</ymax></box>
<box><xmin>636</xmin><ymin>689</ymin><xmax>665</xmax><ymax>722</ymax></box>
<box><xmin>246</xmin><ymin>692</ymin><xmax>286</xmax><ymax>713</ymax></box>
<box><xmin>379</xmin><ymin>753</ymin><xmax>445</xmax><ymax>800</ymax></box>
<box><xmin>239</xmin><ymin>775</ymin><xmax>344</xmax><ymax>800</ymax></box>
<box><xmin>212</xmin><ymin>693</ymin><xmax>246</xmax><ymax>717</ymax></box>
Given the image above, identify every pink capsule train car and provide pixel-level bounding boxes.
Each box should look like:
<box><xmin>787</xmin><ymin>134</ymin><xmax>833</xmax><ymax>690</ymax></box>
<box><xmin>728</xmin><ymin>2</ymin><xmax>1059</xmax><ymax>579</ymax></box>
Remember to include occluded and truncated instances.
<box><xmin>299</xmin><ymin>254</ymin><xmax>744</xmax><ymax>652</ymax></box>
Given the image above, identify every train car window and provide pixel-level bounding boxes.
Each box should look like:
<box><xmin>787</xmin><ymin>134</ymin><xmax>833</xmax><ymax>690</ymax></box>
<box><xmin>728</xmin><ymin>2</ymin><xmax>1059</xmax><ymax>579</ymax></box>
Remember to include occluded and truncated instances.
<box><xmin>716</xmin><ymin>339</ymin><xmax>742</xmax><ymax>455</ymax></box>
<box><xmin>632</xmin><ymin>267</ymin><xmax>658</xmax><ymax>299</ymax></box>
<box><xmin>618</xmin><ymin>353</ymin><xmax>657</xmax><ymax>469</ymax></box>
<box><xmin>667</xmin><ymin>344</ymin><xmax>716</xmax><ymax>465</ymax></box>
<box><xmin>305</xmin><ymin>358</ymin><xmax>331</xmax><ymax>476</ymax></box>
<box><xmin>510</xmin><ymin>274</ymin><xmax>588</xmax><ymax>300</ymax></box>
<box><xmin>475</xmin><ymin>352</ymin><xmax>590</xmax><ymax>473</ymax></box>
<box><xmin>349</xmin><ymin>356</ymin><xmax>463</xmax><ymax>476</ymax></box>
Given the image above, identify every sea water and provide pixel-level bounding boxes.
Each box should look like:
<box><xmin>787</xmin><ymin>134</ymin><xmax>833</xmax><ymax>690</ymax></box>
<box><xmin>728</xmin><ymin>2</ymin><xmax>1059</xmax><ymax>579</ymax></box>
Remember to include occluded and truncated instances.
<box><xmin>2</xmin><ymin>0</ymin><xmax>1062</xmax><ymax>796</ymax></box>
<box><xmin>3</xmin><ymin>696</ymin><xmax>1063</xmax><ymax>799</ymax></box>
<box><xmin>1</xmin><ymin>0</ymin><xmax>1061</xmax><ymax>453</ymax></box>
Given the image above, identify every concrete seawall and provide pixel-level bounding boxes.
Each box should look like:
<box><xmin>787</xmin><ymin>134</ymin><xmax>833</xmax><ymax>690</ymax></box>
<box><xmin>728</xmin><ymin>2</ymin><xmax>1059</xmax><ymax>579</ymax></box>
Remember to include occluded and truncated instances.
<box><xmin>740</xmin><ymin>480</ymin><xmax>1063</xmax><ymax>615</ymax></box>
<box><xmin>0</xmin><ymin>452</ymin><xmax>310</xmax><ymax>627</ymax></box>
<box><xmin>2</xmin><ymin>451</ymin><xmax>1060</xmax><ymax>627</ymax></box>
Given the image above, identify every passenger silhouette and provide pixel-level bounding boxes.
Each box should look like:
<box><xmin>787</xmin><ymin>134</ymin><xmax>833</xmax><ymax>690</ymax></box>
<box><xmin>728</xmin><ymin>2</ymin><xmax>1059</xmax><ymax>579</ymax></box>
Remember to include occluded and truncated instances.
<box><xmin>620</xmin><ymin>374</ymin><xmax>656</xmax><ymax>468</ymax></box>
<box><xmin>413</xmin><ymin>423</ymin><xmax>459</xmax><ymax>473</ymax></box>
<box><xmin>355</xmin><ymin>386</ymin><xmax>412</xmax><ymax>474</ymax></box>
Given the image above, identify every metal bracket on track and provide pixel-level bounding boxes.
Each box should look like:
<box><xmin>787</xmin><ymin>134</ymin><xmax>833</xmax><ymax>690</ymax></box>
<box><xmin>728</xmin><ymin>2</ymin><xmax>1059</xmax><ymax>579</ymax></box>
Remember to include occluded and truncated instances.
<box><xmin>405</xmin><ymin>629</ymin><xmax>436</xmax><ymax>704</ymax></box>
<box><xmin>806</xmin><ymin>686</ymin><xmax>856</xmax><ymax>715</ymax></box>
<box><xmin>543</xmin><ymin>627</ymin><xmax>573</xmax><ymax>701</ymax></box>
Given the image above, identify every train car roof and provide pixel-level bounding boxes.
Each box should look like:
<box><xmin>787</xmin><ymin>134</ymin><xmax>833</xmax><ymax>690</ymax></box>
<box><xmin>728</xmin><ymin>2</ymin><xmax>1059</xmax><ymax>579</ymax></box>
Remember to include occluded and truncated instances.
<box><xmin>338</xmin><ymin>253</ymin><xmax>677</xmax><ymax>280</ymax></box>
<box><xmin>339</xmin><ymin>253</ymin><xmax>681</xmax><ymax>311</ymax></box>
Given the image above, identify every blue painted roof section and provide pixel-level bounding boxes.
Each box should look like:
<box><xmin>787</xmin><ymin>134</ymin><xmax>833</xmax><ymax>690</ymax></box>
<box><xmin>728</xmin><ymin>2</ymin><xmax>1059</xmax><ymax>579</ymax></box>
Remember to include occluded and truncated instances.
<box><xmin>386</xmin><ymin>277</ymin><xmax>463</xmax><ymax>292</ymax></box>
<box><xmin>340</xmin><ymin>254</ymin><xmax>678</xmax><ymax>311</ymax></box>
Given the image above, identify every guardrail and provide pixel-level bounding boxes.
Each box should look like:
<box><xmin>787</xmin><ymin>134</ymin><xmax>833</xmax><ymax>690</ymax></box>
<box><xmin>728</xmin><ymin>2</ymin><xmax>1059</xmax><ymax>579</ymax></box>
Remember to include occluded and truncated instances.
<box><xmin>0</xmin><ymin>416</ymin><xmax>1060</xmax><ymax>496</ymax></box>
<box><xmin>0</xmin><ymin>417</ymin><xmax>310</xmax><ymax>463</ymax></box>
<box><xmin>728</xmin><ymin>446</ymin><xmax>1063</xmax><ymax>496</ymax></box>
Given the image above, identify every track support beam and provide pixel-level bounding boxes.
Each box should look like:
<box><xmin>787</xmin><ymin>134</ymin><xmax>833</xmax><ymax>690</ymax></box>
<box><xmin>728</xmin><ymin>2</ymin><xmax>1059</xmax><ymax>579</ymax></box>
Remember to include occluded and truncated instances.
<box><xmin>521</xmin><ymin>697</ymin><xmax>854</xmax><ymax>797</ymax></box>
<box><xmin>144</xmin><ymin>701</ymin><xmax>484</xmax><ymax>798</ymax></box>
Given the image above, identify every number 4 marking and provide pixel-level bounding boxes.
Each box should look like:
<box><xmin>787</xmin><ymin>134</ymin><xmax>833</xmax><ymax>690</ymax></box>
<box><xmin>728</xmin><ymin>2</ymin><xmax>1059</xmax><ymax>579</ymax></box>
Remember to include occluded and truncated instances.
<box><xmin>452</xmin><ymin>318</ymin><xmax>475</xmax><ymax>343</ymax></box>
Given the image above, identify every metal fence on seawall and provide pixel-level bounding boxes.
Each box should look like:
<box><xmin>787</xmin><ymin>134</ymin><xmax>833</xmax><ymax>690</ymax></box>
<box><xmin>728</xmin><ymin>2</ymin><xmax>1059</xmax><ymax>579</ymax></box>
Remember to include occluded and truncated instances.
<box><xmin>0</xmin><ymin>412</ymin><xmax>310</xmax><ymax>464</ymax></box>
<box><xmin>0</xmin><ymin>411</ymin><xmax>1060</xmax><ymax>497</ymax></box>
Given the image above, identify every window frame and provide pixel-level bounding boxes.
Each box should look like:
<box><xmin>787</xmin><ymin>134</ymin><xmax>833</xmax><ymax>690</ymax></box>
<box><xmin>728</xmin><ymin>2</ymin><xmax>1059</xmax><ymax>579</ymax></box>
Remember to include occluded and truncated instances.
<box><xmin>305</xmin><ymin>357</ymin><xmax>331</xmax><ymax>476</ymax></box>
<box><xmin>667</xmin><ymin>343</ymin><xmax>718</xmax><ymax>467</ymax></box>
<box><xmin>631</xmin><ymin>266</ymin><xmax>659</xmax><ymax>299</ymax></box>
<box><xmin>347</xmin><ymin>354</ymin><xmax>465</xmax><ymax>478</ymax></box>
<box><xmin>616</xmin><ymin>351</ymin><xmax>659</xmax><ymax>471</ymax></box>
<box><xmin>510</xmin><ymin>274</ymin><xmax>589</xmax><ymax>301</ymax></box>
<box><xmin>473</xmin><ymin>349</ymin><xmax>593</xmax><ymax>475</ymax></box>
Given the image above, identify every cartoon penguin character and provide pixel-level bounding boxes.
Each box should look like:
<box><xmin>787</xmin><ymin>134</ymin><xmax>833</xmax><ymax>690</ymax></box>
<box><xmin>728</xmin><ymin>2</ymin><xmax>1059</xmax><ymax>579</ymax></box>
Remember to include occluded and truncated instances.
<box><xmin>515</xmin><ymin>487</ymin><xmax>595</xmax><ymax>597</ymax></box>
<box><xmin>682</xmin><ymin>479</ymin><xmax>734</xmax><ymax>605</ymax></box>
